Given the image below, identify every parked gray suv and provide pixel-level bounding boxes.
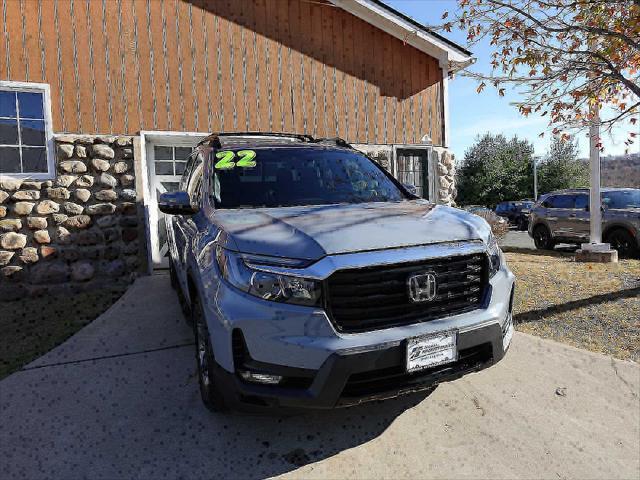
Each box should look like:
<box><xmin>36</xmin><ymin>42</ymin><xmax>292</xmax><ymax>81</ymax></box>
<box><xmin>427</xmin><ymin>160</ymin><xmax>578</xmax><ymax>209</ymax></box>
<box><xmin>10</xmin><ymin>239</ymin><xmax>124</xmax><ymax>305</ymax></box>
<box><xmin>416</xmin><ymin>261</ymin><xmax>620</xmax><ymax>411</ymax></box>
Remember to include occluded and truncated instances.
<box><xmin>160</xmin><ymin>133</ymin><xmax>515</xmax><ymax>411</ymax></box>
<box><xmin>528</xmin><ymin>188</ymin><xmax>640</xmax><ymax>257</ymax></box>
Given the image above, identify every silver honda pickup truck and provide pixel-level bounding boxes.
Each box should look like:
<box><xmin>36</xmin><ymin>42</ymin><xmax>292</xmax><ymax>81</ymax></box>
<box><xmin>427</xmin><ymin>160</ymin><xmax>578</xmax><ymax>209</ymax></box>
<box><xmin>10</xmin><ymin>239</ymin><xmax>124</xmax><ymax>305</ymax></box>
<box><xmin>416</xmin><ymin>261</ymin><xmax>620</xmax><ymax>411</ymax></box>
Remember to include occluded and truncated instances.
<box><xmin>160</xmin><ymin>133</ymin><xmax>515</xmax><ymax>412</ymax></box>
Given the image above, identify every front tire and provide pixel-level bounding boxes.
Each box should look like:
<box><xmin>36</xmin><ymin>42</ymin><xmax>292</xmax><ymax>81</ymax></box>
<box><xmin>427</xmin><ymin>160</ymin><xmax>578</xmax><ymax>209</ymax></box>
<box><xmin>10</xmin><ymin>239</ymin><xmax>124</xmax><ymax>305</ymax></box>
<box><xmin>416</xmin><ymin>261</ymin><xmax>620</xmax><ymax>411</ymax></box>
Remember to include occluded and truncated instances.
<box><xmin>192</xmin><ymin>297</ymin><xmax>227</xmax><ymax>412</ymax></box>
<box><xmin>605</xmin><ymin>228</ymin><xmax>638</xmax><ymax>258</ymax></box>
<box><xmin>533</xmin><ymin>225</ymin><xmax>555</xmax><ymax>250</ymax></box>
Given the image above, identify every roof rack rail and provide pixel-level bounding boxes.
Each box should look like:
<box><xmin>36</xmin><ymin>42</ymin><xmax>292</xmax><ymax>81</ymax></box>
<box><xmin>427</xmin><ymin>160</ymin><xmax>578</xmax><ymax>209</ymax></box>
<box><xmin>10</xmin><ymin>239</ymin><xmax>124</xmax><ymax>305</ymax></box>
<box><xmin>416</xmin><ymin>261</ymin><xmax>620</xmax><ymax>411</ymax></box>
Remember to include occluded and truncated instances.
<box><xmin>197</xmin><ymin>131</ymin><xmax>315</xmax><ymax>147</ymax></box>
<box><xmin>312</xmin><ymin>137</ymin><xmax>353</xmax><ymax>148</ymax></box>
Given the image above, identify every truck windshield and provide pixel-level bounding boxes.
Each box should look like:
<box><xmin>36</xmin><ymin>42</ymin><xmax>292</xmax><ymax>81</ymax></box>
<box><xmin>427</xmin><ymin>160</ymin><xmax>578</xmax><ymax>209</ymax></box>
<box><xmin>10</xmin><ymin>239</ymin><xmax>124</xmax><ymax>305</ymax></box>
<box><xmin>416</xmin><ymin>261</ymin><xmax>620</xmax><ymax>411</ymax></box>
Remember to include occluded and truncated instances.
<box><xmin>210</xmin><ymin>147</ymin><xmax>407</xmax><ymax>209</ymax></box>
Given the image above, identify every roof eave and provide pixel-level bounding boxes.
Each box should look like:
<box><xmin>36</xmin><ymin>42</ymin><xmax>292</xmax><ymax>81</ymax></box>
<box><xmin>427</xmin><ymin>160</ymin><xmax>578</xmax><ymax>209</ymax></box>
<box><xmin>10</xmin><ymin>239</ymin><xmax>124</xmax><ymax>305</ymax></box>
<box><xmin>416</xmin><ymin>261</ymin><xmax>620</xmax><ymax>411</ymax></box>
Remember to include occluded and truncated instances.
<box><xmin>448</xmin><ymin>57</ymin><xmax>476</xmax><ymax>75</ymax></box>
<box><xmin>330</xmin><ymin>0</ymin><xmax>474</xmax><ymax>72</ymax></box>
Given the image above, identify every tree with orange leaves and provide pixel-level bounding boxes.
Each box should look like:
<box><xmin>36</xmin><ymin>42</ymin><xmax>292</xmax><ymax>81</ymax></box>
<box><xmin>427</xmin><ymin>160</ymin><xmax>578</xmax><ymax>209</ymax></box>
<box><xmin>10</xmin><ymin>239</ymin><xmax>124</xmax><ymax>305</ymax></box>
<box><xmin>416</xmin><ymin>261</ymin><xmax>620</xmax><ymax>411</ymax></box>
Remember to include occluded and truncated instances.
<box><xmin>441</xmin><ymin>0</ymin><xmax>640</xmax><ymax>147</ymax></box>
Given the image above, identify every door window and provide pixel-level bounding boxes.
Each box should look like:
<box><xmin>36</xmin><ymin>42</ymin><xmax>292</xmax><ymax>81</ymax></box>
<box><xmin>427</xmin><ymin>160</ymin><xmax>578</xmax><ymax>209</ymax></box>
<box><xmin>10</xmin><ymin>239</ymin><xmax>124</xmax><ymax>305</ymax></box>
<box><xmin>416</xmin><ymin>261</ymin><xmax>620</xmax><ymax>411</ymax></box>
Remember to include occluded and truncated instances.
<box><xmin>574</xmin><ymin>194</ymin><xmax>589</xmax><ymax>210</ymax></box>
<box><xmin>544</xmin><ymin>194</ymin><xmax>575</xmax><ymax>208</ymax></box>
<box><xmin>180</xmin><ymin>150</ymin><xmax>203</xmax><ymax>191</ymax></box>
<box><xmin>602</xmin><ymin>190</ymin><xmax>640</xmax><ymax>209</ymax></box>
<box><xmin>187</xmin><ymin>162</ymin><xmax>204</xmax><ymax>206</ymax></box>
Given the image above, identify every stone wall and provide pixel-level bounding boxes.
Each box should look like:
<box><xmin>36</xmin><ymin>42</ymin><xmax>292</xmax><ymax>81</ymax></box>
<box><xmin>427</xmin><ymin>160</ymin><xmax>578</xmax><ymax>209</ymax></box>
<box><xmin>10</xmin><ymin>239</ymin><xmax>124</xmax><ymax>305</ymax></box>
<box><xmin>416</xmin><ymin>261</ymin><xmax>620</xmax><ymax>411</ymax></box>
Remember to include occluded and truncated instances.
<box><xmin>0</xmin><ymin>135</ymin><xmax>142</xmax><ymax>300</ymax></box>
<box><xmin>432</xmin><ymin>147</ymin><xmax>457</xmax><ymax>206</ymax></box>
<box><xmin>354</xmin><ymin>144</ymin><xmax>457</xmax><ymax>206</ymax></box>
<box><xmin>352</xmin><ymin>144</ymin><xmax>393</xmax><ymax>172</ymax></box>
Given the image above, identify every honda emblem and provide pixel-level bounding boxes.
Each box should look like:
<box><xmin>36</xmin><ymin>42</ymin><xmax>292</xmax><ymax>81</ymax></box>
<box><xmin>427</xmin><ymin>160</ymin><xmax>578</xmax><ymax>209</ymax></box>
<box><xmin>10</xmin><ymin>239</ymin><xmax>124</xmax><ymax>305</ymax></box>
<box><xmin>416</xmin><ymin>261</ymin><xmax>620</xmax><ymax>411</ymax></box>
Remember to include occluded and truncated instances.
<box><xmin>407</xmin><ymin>272</ymin><xmax>438</xmax><ymax>303</ymax></box>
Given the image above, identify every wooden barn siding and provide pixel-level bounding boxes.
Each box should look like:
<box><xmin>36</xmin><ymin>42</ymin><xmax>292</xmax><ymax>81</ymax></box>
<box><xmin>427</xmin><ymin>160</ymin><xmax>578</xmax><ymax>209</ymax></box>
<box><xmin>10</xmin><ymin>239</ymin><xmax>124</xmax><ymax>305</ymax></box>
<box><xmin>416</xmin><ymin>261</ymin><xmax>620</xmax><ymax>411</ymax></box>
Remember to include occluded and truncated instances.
<box><xmin>0</xmin><ymin>0</ymin><xmax>444</xmax><ymax>145</ymax></box>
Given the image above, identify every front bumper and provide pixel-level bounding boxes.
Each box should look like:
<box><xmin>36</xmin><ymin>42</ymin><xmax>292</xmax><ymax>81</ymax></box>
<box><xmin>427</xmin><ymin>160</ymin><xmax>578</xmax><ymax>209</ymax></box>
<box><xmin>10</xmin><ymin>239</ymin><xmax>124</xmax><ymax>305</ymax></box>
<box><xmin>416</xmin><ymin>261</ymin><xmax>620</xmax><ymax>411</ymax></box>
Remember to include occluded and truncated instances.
<box><xmin>202</xmin><ymin>261</ymin><xmax>515</xmax><ymax>371</ymax></box>
<box><xmin>214</xmin><ymin>320</ymin><xmax>512</xmax><ymax>410</ymax></box>
<box><xmin>198</xmin><ymin>248</ymin><xmax>516</xmax><ymax>410</ymax></box>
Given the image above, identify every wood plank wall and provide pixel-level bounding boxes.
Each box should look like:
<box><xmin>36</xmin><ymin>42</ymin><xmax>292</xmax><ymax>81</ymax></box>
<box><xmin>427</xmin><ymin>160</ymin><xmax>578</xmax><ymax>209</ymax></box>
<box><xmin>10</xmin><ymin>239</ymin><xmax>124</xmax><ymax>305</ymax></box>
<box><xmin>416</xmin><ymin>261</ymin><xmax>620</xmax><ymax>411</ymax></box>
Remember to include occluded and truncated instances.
<box><xmin>0</xmin><ymin>0</ymin><xmax>444</xmax><ymax>145</ymax></box>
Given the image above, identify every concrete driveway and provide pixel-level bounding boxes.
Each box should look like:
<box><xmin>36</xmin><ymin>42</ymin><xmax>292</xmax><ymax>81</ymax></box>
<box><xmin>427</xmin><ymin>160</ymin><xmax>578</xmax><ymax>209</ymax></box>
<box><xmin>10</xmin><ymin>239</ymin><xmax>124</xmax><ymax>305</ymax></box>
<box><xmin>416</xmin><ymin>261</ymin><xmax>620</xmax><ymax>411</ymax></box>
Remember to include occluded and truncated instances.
<box><xmin>500</xmin><ymin>230</ymin><xmax>580</xmax><ymax>253</ymax></box>
<box><xmin>500</xmin><ymin>230</ymin><xmax>537</xmax><ymax>250</ymax></box>
<box><xmin>1</xmin><ymin>275</ymin><xmax>638</xmax><ymax>479</ymax></box>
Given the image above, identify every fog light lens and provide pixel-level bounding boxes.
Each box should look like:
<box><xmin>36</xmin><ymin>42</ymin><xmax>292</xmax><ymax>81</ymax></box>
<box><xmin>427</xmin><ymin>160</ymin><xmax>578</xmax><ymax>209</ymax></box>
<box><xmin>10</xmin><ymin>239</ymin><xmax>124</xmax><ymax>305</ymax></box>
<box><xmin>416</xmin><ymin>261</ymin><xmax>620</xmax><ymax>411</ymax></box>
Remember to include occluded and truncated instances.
<box><xmin>239</xmin><ymin>371</ymin><xmax>283</xmax><ymax>385</ymax></box>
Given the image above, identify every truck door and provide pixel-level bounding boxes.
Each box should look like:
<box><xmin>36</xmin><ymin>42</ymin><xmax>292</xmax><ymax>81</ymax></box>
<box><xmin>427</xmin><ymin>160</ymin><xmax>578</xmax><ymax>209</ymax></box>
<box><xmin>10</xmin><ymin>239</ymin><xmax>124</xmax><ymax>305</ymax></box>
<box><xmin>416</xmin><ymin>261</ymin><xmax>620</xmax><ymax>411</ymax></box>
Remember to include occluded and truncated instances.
<box><xmin>541</xmin><ymin>194</ymin><xmax>574</xmax><ymax>237</ymax></box>
<box><xmin>571</xmin><ymin>193</ymin><xmax>591</xmax><ymax>241</ymax></box>
<box><xmin>553</xmin><ymin>194</ymin><xmax>578</xmax><ymax>238</ymax></box>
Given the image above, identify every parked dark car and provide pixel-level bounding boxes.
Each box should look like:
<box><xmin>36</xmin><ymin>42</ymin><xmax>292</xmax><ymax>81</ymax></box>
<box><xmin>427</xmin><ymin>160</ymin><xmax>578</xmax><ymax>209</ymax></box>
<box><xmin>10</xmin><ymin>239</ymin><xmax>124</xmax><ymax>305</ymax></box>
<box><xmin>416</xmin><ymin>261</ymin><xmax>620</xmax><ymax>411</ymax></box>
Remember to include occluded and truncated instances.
<box><xmin>495</xmin><ymin>201</ymin><xmax>534</xmax><ymax>230</ymax></box>
<box><xmin>528</xmin><ymin>188</ymin><xmax>640</xmax><ymax>257</ymax></box>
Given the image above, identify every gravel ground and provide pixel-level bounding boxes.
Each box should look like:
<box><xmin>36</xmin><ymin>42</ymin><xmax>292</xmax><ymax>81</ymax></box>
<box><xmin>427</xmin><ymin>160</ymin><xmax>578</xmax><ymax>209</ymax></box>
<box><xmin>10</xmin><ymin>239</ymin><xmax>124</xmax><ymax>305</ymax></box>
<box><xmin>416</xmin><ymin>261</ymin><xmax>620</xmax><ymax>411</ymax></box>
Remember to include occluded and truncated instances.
<box><xmin>507</xmin><ymin>251</ymin><xmax>640</xmax><ymax>361</ymax></box>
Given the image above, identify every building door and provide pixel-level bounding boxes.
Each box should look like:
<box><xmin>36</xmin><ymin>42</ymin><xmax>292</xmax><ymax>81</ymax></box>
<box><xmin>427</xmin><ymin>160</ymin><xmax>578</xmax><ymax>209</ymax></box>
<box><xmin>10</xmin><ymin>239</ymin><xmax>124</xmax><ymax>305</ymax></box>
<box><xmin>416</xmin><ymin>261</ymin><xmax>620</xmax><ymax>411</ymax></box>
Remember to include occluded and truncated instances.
<box><xmin>394</xmin><ymin>147</ymin><xmax>432</xmax><ymax>199</ymax></box>
<box><xmin>142</xmin><ymin>132</ymin><xmax>207</xmax><ymax>270</ymax></box>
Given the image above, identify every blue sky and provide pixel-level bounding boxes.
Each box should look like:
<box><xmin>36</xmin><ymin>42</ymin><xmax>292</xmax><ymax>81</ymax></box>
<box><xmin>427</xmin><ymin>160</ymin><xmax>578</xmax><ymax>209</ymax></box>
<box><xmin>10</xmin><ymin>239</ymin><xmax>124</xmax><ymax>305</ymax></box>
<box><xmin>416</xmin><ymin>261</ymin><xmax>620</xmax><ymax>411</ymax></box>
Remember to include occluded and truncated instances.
<box><xmin>386</xmin><ymin>0</ymin><xmax>638</xmax><ymax>160</ymax></box>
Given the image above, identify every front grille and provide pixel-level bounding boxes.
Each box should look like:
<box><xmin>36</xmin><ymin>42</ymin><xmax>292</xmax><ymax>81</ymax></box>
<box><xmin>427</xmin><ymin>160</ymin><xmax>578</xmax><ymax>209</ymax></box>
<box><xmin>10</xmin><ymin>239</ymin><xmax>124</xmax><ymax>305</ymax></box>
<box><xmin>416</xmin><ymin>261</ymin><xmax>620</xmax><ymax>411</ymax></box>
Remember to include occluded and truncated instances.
<box><xmin>325</xmin><ymin>253</ymin><xmax>489</xmax><ymax>333</ymax></box>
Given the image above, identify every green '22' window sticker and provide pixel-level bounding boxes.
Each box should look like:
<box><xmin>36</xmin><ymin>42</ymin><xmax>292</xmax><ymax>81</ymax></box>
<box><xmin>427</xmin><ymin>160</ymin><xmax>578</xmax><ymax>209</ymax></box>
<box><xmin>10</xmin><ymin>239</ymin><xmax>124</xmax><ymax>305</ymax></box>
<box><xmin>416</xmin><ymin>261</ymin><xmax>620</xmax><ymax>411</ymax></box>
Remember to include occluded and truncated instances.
<box><xmin>214</xmin><ymin>150</ymin><xmax>257</xmax><ymax>169</ymax></box>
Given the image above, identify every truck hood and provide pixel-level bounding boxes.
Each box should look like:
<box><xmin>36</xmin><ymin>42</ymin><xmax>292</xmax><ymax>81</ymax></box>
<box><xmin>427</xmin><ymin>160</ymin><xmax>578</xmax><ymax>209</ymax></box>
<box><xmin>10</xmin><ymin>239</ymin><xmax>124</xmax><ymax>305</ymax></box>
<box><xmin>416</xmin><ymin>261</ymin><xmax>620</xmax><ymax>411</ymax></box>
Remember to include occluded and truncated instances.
<box><xmin>213</xmin><ymin>201</ymin><xmax>491</xmax><ymax>261</ymax></box>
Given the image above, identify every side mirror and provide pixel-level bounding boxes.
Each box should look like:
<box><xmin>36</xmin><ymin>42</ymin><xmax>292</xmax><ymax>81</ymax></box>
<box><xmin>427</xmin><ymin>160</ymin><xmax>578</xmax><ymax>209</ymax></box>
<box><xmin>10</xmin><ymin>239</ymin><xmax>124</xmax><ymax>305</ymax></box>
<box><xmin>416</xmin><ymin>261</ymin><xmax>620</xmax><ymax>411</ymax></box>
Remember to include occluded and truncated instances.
<box><xmin>402</xmin><ymin>183</ymin><xmax>418</xmax><ymax>196</ymax></box>
<box><xmin>158</xmin><ymin>191</ymin><xmax>199</xmax><ymax>215</ymax></box>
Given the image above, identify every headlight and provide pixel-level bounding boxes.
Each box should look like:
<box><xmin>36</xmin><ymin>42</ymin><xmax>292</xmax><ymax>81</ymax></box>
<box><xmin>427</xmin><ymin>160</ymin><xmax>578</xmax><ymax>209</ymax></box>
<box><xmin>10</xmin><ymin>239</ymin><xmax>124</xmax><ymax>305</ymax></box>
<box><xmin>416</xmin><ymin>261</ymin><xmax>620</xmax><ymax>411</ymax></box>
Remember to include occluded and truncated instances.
<box><xmin>215</xmin><ymin>247</ymin><xmax>322</xmax><ymax>306</ymax></box>
<box><xmin>487</xmin><ymin>233</ymin><xmax>502</xmax><ymax>277</ymax></box>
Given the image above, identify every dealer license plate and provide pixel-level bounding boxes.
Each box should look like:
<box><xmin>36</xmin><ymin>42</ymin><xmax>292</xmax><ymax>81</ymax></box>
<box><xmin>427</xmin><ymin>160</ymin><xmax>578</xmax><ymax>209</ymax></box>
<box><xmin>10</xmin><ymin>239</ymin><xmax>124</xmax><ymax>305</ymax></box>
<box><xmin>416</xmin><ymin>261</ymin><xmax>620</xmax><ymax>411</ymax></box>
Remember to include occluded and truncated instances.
<box><xmin>406</xmin><ymin>330</ymin><xmax>458</xmax><ymax>372</ymax></box>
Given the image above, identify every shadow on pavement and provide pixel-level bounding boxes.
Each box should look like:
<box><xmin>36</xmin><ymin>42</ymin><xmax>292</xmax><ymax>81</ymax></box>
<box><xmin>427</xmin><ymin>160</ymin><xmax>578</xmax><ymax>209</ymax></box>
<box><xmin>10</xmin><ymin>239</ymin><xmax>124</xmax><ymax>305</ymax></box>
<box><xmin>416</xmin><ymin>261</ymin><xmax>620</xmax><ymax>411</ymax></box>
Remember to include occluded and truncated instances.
<box><xmin>1</xmin><ymin>272</ymin><xmax>436</xmax><ymax>479</ymax></box>
<box><xmin>213</xmin><ymin>389</ymin><xmax>434</xmax><ymax>474</ymax></box>
<box><xmin>1</xmin><ymin>347</ymin><xmax>434</xmax><ymax>479</ymax></box>
<box><xmin>2</xmin><ymin>276</ymin><xmax>639</xmax><ymax>478</ymax></box>
<box><xmin>514</xmin><ymin>286</ymin><xmax>640</xmax><ymax>325</ymax></box>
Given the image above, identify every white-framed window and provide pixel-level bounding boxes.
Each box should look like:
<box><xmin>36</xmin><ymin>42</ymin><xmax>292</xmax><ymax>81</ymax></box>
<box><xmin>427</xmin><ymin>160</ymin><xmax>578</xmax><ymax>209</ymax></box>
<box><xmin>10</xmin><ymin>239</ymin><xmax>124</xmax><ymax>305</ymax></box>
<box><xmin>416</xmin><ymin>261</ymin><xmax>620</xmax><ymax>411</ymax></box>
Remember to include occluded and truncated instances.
<box><xmin>153</xmin><ymin>145</ymin><xmax>192</xmax><ymax>176</ymax></box>
<box><xmin>0</xmin><ymin>81</ymin><xmax>55</xmax><ymax>180</ymax></box>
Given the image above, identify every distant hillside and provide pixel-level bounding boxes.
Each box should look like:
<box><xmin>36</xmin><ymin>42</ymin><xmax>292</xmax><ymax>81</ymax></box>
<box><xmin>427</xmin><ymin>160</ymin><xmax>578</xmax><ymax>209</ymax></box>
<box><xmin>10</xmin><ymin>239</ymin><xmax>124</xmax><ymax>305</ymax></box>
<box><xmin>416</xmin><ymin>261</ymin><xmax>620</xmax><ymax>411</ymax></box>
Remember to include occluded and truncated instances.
<box><xmin>600</xmin><ymin>153</ymin><xmax>640</xmax><ymax>188</ymax></box>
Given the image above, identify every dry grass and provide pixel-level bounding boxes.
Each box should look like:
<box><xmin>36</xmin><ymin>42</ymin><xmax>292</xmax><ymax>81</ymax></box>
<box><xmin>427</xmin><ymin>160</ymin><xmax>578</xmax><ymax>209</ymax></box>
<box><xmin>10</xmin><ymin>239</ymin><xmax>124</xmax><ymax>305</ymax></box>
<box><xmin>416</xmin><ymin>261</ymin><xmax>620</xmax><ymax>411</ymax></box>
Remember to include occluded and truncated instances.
<box><xmin>0</xmin><ymin>287</ymin><xmax>126</xmax><ymax>379</ymax></box>
<box><xmin>507</xmin><ymin>251</ymin><xmax>640</xmax><ymax>361</ymax></box>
